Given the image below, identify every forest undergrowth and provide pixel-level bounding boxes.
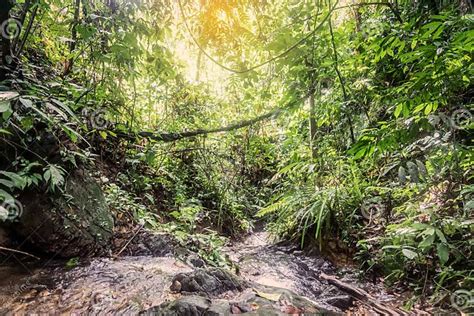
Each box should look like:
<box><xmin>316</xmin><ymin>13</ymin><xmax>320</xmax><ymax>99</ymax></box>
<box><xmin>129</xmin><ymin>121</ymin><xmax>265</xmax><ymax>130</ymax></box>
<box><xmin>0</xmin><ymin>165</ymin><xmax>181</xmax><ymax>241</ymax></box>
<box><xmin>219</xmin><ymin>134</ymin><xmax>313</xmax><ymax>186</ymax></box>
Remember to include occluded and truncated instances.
<box><xmin>0</xmin><ymin>0</ymin><xmax>472</xmax><ymax>312</ymax></box>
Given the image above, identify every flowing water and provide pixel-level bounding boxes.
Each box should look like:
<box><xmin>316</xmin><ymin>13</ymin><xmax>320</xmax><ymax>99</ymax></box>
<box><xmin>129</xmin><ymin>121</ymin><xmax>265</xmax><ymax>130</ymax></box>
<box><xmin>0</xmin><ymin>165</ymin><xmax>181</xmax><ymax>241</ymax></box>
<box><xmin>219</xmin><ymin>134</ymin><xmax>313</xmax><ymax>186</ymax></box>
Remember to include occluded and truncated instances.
<box><xmin>0</xmin><ymin>229</ymin><xmax>401</xmax><ymax>315</ymax></box>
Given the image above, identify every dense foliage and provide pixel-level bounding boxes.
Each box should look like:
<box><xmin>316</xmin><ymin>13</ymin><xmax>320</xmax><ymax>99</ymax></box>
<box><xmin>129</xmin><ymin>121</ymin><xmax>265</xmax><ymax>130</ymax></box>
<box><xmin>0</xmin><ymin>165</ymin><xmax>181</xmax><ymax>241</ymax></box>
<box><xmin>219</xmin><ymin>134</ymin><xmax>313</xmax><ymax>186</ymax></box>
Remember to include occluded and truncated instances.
<box><xmin>0</xmin><ymin>0</ymin><xmax>472</xmax><ymax>310</ymax></box>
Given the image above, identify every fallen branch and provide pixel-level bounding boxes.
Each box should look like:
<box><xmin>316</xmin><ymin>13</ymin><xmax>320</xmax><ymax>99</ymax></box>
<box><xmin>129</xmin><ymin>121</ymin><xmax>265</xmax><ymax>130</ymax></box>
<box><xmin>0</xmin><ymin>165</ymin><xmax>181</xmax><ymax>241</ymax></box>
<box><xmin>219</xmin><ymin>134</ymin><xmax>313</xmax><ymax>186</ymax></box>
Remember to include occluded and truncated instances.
<box><xmin>319</xmin><ymin>272</ymin><xmax>408</xmax><ymax>315</ymax></box>
<box><xmin>112</xmin><ymin>224</ymin><xmax>144</xmax><ymax>259</ymax></box>
<box><xmin>116</xmin><ymin>94</ymin><xmax>303</xmax><ymax>142</ymax></box>
<box><xmin>0</xmin><ymin>246</ymin><xmax>40</xmax><ymax>260</ymax></box>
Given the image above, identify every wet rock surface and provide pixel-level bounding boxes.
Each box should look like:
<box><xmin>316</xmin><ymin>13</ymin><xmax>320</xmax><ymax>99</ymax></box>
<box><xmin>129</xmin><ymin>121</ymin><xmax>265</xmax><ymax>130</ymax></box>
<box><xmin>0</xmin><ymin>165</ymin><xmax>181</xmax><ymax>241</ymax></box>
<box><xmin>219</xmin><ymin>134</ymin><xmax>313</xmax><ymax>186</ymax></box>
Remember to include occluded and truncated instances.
<box><xmin>221</xmin><ymin>231</ymin><xmax>392</xmax><ymax>313</ymax></box>
<box><xmin>0</xmin><ymin>256</ymin><xmax>193</xmax><ymax>314</ymax></box>
<box><xmin>142</xmin><ymin>267</ymin><xmax>336</xmax><ymax>316</ymax></box>
<box><xmin>112</xmin><ymin>229</ymin><xmax>176</xmax><ymax>257</ymax></box>
<box><xmin>171</xmin><ymin>268</ymin><xmax>249</xmax><ymax>296</ymax></box>
<box><xmin>0</xmin><ymin>228</ymin><xmax>402</xmax><ymax>315</ymax></box>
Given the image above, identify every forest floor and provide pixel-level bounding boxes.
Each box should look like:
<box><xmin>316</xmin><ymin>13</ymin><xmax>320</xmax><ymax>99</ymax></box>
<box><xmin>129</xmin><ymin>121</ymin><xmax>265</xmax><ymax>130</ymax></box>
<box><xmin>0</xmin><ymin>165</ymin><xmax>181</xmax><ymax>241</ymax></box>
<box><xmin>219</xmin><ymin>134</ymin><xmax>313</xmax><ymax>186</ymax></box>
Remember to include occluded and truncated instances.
<box><xmin>0</xmin><ymin>226</ymin><xmax>433</xmax><ymax>315</ymax></box>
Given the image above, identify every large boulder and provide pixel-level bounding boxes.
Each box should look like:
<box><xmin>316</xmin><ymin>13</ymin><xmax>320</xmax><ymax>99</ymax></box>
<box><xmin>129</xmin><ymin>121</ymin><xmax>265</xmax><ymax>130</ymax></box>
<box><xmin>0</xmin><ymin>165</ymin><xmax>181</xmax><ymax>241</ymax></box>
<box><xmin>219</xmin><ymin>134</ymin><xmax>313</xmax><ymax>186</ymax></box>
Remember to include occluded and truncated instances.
<box><xmin>13</xmin><ymin>169</ymin><xmax>114</xmax><ymax>257</ymax></box>
<box><xmin>171</xmin><ymin>268</ymin><xmax>249</xmax><ymax>296</ymax></box>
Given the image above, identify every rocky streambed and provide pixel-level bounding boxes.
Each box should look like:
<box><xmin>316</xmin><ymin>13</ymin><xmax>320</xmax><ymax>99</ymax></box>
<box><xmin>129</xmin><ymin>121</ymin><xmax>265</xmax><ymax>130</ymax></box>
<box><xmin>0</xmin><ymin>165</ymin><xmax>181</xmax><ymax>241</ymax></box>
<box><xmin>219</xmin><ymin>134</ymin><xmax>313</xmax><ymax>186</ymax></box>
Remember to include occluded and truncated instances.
<box><xmin>0</xmin><ymin>229</ymin><xmax>407</xmax><ymax>315</ymax></box>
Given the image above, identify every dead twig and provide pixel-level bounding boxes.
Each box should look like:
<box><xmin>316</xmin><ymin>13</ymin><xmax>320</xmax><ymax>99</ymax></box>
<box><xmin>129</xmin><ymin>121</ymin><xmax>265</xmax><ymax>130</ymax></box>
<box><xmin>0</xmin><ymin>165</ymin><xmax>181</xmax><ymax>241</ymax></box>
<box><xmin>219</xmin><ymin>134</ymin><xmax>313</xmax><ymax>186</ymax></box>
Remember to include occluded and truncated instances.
<box><xmin>0</xmin><ymin>246</ymin><xmax>40</xmax><ymax>260</ymax></box>
<box><xmin>320</xmin><ymin>272</ymin><xmax>408</xmax><ymax>315</ymax></box>
<box><xmin>112</xmin><ymin>224</ymin><xmax>145</xmax><ymax>259</ymax></box>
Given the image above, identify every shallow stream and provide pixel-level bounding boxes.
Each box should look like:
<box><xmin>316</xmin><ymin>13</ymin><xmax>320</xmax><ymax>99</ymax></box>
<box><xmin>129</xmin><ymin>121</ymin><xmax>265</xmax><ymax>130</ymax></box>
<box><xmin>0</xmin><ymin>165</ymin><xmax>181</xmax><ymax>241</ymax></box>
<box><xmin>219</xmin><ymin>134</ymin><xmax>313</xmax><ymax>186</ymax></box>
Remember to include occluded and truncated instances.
<box><xmin>0</xmin><ymin>229</ymin><xmax>403</xmax><ymax>315</ymax></box>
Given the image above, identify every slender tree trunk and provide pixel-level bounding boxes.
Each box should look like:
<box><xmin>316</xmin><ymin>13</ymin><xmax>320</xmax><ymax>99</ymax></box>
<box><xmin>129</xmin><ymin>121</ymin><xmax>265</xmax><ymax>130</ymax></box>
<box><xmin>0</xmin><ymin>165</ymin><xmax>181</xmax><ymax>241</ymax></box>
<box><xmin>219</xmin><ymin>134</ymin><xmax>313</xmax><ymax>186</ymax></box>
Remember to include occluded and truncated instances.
<box><xmin>459</xmin><ymin>0</ymin><xmax>472</xmax><ymax>14</ymax></box>
<box><xmin>309</xmin><ymin>90</ymin><xmax>318</xmax><ymax>159</ymax></box>
<box><xmin>195</xmin><ymin>50</ymin><xmax>202</xmax><ymax>82</ymax></box>
<box><xmin>63</xmin><ymin>0</ymin><xmax>81</xmax><ymax>76</ymax></box>
<box><xmin>15</xmin><ymin>1</ymin><xmax>39</xmax><ymax>59</ymax></box>
<box><xmin>352</xmin><ymin>0</ymin><xmax>362</xmax><ymax>33</ymax></box>
<box><xmin>328</xmin><ymin>14</ymin><xmax>355</xmax><ymax>144</ymax></box>
<box><xmin>0</xmin><ymin>0</ymin><xmax>15</xmax><ymax>82</ymax></box>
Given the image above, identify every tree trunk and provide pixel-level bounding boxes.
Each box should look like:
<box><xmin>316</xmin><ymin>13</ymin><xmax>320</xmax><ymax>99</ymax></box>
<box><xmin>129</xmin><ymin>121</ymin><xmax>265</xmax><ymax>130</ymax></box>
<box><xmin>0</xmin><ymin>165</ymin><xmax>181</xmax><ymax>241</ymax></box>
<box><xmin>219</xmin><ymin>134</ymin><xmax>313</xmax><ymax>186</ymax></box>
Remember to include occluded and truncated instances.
<box><xmin>63</xmin><ymin>0</ymin><xmax>81</xmax><ymax>76</ymax></box>
<box><xmin>0</xmin><ymin>0</ymin><xmax>15</xmax><ymax>82</ymax></box>
<box><xmin>195</xmin><ymin>50</ymin><xmax>202</xmax><ymax>82</ymax></box>
<box><xmin>309</xmin><ymin>89</ymin><xmax>317</xmax><ymax>159</ymax></box>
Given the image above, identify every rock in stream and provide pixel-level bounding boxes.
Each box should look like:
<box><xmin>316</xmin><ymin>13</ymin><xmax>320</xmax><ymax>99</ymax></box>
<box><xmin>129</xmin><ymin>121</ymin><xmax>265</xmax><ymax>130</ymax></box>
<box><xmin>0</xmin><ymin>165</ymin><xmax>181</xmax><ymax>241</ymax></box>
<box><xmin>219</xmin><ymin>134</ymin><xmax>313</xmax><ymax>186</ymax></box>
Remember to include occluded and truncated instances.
<box><xmin>0</xmin><ymin>229</ymin><xmax>400</xmax><ymax>315</ymax></box>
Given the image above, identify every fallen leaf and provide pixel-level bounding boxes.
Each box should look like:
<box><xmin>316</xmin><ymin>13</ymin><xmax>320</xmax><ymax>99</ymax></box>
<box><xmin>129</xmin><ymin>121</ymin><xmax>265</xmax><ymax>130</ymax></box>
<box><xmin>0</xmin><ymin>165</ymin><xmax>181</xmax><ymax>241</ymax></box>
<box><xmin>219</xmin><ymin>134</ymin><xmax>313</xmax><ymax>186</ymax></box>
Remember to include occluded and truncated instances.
<box><xmin>253</xmin><ymin>289</ymin><xmax>282</xmax><ymax>302</ymax></box>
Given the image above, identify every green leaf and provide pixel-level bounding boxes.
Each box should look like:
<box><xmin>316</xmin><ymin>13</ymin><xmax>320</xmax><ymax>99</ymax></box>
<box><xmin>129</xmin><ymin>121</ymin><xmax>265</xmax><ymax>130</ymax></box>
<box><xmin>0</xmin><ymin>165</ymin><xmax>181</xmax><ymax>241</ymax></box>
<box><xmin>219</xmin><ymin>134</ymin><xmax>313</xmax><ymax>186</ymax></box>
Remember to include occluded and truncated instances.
<box><xmin>402</xmin><ymin>249</ymin><xmax>418</xmax><ymax>260</ymax></box>
<box><xmin>435</xmin><ymin>229</ymin><xmax>447</xmax><ymax>243</ymax></box>
<box><xmin>354</xmin><ymin>147</ymin><xmax>367</xmax><ymax>160</ymax></box>
<box><xmin>419</xmin><ymin>233</ymin><xmax>435</xmax><ymax>249</ymax></box>
<box><xmin>394</xmin><ymin>104</ymin><xmax>403</xmax><ymax>118</ymax></box>
<box><xmin>0</xmin><ymin>188</ymin><xmax>14</xmax><ymax>203</ymax></box>
<box><xmin>0</xmin><ymin>179</ymin><xmax>14</xmax><ymax>189</ymax></box>
<box><xmin>424</xmin><ymin>103</ymin><xmax>433</xmax><ymax>115</ymax></box>
<box><xmin>19</xmin><ymin>97</ymin><xmax>33</xmax><ymax>108</ymax></box>
<box><xmin>43</xmin><ymin>165</ymin><xmax>65</xmax><ymax>190</ymax></box>
<box><xmin>0</xmin><ymin>101</ymin><xmax>11</xmax><ymax>113</ymax></box>
<box><xmin>99</xmin><ymin>131</ymin><xmax>108</xmax><ymax>139</ymax></box>
<box><xmin>50</xmin><ymin>99</ymin><xmax>80</xmax><ymax>123</ymax></box>
<box><xmin>0</xmin><ymin>171</ymin><xmax>26</xmax><ymax>189</ymax></box>
<box><xmin>437</xmin><ymin>243</ymin><xmax>449</xmax><ymax>265</ymax></box>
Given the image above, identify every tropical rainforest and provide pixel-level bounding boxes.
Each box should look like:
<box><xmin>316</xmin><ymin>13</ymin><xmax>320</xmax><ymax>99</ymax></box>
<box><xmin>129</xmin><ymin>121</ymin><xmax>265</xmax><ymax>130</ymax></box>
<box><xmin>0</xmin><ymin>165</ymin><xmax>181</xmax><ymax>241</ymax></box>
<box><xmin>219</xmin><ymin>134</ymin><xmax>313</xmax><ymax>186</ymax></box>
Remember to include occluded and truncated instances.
<box><xmin>0</xmin><ymin>0</ymin><xmax>472</xmax><ymax>314</ymax></box>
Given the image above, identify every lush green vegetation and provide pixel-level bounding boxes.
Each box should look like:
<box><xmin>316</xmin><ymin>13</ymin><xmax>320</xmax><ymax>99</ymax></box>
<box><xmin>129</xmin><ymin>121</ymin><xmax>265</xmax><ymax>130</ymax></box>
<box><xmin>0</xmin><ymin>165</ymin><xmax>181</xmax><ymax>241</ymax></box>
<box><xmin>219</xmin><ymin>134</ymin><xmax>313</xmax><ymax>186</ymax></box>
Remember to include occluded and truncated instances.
<box><xmin>0</xmin><ymin>0</ymin><xmax>472</xmax><ymax>310</ymax></box>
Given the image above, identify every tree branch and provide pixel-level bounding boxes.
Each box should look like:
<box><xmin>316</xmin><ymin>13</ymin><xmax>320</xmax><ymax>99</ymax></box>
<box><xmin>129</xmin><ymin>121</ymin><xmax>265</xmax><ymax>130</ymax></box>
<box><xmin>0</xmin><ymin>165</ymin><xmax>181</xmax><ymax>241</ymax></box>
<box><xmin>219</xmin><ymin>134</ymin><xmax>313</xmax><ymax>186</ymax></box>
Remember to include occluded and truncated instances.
<box><xmin>116</xmin><ymin>94</ymin><xmax>307</xmax><ymax>142</ymax></box>
<box><xmin>15</xmin><ymin>0</ymin><xmax>39</xmax><ymax>58</ymax></box>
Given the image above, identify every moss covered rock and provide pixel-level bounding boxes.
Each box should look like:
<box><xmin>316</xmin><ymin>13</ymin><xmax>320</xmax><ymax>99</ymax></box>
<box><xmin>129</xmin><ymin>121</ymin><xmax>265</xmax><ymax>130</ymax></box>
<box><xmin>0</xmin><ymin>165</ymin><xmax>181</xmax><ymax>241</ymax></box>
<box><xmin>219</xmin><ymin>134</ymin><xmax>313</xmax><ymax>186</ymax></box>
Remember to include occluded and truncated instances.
<box><xmin>14</xmin><ymin>169</ymin><xmax>114</xmax><ymax>257</ymax></box>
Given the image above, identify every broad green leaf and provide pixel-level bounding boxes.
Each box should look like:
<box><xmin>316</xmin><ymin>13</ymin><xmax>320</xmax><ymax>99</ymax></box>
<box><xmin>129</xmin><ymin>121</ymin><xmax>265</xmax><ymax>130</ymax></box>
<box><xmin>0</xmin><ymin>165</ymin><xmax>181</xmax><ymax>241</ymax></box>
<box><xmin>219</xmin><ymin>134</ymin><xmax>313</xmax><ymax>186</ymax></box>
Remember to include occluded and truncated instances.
<box><xmin>419</xmin><ymin>234</ymin><xmax>435</xmax><ymax>249</ymax></box>
<box><xmin>354</xmin><ymin>147</ymin><xmax>367</xmax><ymax>160</ymax></box>
<box><xmin>44</xmin><ymin>165</ymin><xmax>65</xmax><ymax>190</ymax></box>
<box><xmin>0</xmin><ymin>101</ymin><xmax>10</xmax><ymax>113</ymax></box>
<box><xmin>424</xmin><ymin>103</ymin><xmax>433</xmax><ymax>115</ymax></box>
<box><xmin>435</xmin><ymin>229</ymin><xmax>447</xmax><ymax>243</ymax></box>
<box><xmin>394</xmin><ymin>104</ymin><xmax>403</xmax><ymax>118</ymax></box>
<box><xmin>402</xmin><ymin>249</ymin><xmax>418</xmax><ymax>260</ymax></box>
<box><xmin>437</xmin><ymin>243</ymin><xmax>449</xmax><ymax>265</ymax></box>
<box><xmin>0</xmin><ymin>171</ymin><xmax>26</xmax><ymax>189</ymax></box>
<box><xmin>0</xmin><ymin>188</ymin><xmax>14</xmax><ymax>203</ymax></box>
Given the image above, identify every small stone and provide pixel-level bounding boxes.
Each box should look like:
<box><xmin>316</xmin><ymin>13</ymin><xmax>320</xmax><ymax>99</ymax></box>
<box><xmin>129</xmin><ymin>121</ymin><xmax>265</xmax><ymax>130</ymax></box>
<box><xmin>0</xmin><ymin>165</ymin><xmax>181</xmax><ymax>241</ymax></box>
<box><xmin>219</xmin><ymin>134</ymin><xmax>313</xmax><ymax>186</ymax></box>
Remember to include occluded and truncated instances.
<box><xmin>325</xmin><ymin>295</ymin><xmax>354</xmax><ymax>310</ymax></box>
<box><xmin>170</xmin><ymin>280</ymin><xmax>182</xmax><ymax>293</ymax></box>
